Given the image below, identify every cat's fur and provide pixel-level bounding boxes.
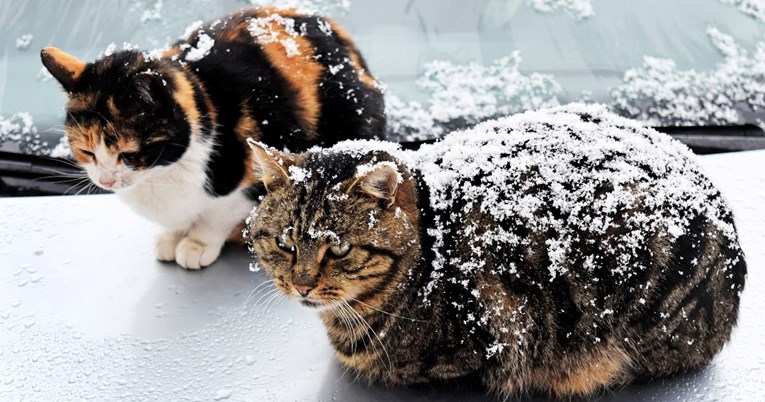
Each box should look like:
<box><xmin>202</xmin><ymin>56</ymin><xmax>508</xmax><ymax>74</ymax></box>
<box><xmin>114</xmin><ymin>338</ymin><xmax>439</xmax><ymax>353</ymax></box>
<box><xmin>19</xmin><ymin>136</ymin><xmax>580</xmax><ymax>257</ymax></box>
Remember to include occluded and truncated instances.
<box><xmin>40</xmin><ymin>7</ymin><xmax>384</xmax><ymax>269</ymax></box>
<box><xmin>245</xmin><ymin>104</ymin><xmax>746</xmax><ymax>398</ymax></box>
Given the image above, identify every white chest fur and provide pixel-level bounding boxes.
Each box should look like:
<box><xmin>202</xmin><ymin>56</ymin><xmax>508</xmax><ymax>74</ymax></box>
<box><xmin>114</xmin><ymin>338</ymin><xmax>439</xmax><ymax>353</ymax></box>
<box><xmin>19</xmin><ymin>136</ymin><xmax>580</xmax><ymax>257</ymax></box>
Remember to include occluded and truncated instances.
<box><xmin>114</xmin><ymin>138</ymin><xmax>254</xmax><ymax>232</ymax></box>
<box><xmin>113</xmin><ymin>138</ymin><xmax>256</xmax><ymax>269</ymax></box>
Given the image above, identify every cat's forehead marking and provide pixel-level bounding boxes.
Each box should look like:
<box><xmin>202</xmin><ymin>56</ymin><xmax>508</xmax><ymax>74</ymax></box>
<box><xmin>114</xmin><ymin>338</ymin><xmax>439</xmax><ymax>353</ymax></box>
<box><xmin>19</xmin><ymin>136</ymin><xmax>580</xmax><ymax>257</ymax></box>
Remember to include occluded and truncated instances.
<box><xmin>66</xmin><ymin>92</ymin><xmax>97</xmax><ymax>113</ymax></box>
<box><xmin>106</xmin><ymin>97</ymin><xmax>121</xmax><ymax>119</ymax></box>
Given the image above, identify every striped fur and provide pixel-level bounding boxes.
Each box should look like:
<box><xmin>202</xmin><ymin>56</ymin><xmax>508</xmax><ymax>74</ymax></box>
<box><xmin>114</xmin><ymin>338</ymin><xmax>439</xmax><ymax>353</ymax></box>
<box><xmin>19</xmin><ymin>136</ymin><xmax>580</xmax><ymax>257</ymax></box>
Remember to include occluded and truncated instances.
<box><xmin>40</xmin><ymin>7</ymin><xmax>384</xmax><ymax>269</ymax></box>
<box><xmin>245</xmin><ymin>105</ymin><xmax>746</xmax><ymax>398</ymax></box>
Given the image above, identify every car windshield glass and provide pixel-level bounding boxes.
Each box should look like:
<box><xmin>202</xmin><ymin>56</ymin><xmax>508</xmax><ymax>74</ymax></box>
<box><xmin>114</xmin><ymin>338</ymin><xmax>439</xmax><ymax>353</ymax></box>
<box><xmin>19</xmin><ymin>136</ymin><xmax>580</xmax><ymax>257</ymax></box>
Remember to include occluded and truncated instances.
<box><xmin>1</xmin><ymin>0</ymin><xmax>764</xmax><ymax>154</ymax></box>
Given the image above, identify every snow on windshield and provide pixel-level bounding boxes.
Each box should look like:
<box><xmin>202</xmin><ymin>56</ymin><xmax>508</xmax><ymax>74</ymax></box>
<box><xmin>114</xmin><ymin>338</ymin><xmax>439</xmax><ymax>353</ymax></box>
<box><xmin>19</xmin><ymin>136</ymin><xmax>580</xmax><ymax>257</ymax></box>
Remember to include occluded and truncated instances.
<box><xmin>385</xmin><ymin>52</ymin><xmax>562</xmax><ymax>141</ymax></box>
<box><xmin>5</xmin><ymin>0</ymin><xmax>765</xmax><ymax>158</ymax></box>
<box><xmin>0</xmin><ymin>113</ymin><xmax>49</xmax><ymax>156</ymax></box>
<box><xmin>610</xmin><ymin>27</ymin><xmax>765</xmax><ymax>127</ymax></box>
<box><xmin>721</xmin><ymin>0</ymin><xmax>765</xmax><ymax>22</ymax></box>
<box><xmin>526</xmin><ymin>0</ymin><xmax>594</xmax><ymax>19</ymax></box>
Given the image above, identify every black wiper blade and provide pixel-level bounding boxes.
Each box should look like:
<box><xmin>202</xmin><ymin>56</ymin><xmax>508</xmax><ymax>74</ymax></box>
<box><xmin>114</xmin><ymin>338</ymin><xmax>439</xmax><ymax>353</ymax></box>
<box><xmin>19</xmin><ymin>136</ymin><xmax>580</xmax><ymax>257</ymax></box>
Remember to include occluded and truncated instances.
<box><xmin>653</xmin><ymin>124</ymin><xmax>765</xmax><ymax>154</ymax></box>
<box><xmin>0</xmin><ymin>151</ymin><xmax>108</xmax><ymax>197</ymax></box>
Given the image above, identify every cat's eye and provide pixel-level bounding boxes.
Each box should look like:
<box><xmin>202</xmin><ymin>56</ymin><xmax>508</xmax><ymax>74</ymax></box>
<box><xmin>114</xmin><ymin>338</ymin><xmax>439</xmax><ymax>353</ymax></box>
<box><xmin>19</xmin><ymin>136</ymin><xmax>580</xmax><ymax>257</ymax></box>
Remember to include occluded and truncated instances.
<box><xmin>276</xmin><ymin>230</ymin><xmax>296</xmax><ymax>252</ymax></box>
<box><xmin>329</xmin><ymin>241</ymin><xmax>352</xmax><ymax>258</ymax></box>
<box><xmin>118</xmin><ymin>152</ymin><xmax>136</xmax><ymax>164</ymax></box>
<box><xmin>79</xmin><ymin>149</ymin><xmax>95</xmax><ymax>160</ymax></box>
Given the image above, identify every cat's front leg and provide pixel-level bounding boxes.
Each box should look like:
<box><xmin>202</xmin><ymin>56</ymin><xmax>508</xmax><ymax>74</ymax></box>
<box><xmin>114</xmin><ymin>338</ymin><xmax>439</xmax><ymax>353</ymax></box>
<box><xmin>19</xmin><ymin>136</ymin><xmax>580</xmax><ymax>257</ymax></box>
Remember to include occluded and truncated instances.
<box><xmin>155</xmin><ymin>230</ymin><xmax>186</xmax><ymax>261</ymax></box>
<box><xmin>174</xmin><ymin>225</ymin><xmax>227</xmax><ymax>270</ymax></box>
<box><xmin>173</xmin><ymin>195</ymin><xmax>253</xmax><ymax>269</ymax></box>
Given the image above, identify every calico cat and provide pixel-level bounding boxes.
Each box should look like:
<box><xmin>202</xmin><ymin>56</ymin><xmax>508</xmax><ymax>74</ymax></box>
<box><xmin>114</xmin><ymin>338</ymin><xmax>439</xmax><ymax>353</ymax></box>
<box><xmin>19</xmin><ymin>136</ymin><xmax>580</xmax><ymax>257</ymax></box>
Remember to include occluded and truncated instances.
<box><xmin>245</xmin><ymin>104</ymin><xmax>746</xmax><ymax>397</ymax></box>
<box><xmin>40</xmin><ymin>6</ymin><xmax>384</xmax><ymax>269</ymax></box>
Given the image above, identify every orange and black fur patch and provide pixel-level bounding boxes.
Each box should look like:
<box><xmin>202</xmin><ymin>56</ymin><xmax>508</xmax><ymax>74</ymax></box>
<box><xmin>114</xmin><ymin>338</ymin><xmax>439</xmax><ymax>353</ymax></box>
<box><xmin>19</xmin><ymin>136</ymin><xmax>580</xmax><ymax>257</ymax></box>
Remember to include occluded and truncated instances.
<box><xmin>41</xmin><ymin>6</ymin><xmax>385</xmax><ymax>198</ymax></box>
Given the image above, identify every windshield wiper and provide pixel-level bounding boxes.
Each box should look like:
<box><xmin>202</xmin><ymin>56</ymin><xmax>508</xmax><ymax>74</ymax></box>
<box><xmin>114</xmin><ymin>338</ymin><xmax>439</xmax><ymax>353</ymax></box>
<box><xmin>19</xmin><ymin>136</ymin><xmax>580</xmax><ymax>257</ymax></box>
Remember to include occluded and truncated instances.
<box><xmin>654</xmin><ymin>124</ymin><xmax>765</xmax><ymax>154</ymax></box>
<box><xmin>0</xmin><ymin>151</ymin><xmax>108</xmax><ymax>197</ymax></box>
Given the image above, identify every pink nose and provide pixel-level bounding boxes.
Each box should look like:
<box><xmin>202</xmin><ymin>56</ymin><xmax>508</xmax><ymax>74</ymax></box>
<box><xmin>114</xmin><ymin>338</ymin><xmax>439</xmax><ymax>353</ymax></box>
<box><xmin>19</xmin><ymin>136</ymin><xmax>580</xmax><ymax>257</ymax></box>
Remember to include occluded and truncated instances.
<box><xmin>294</xmin><ymin>284</ymin><xmax>315</xmax><ymax>297</ymax></box>
<box><xmin>99</xmin><ymin>178</ymin><xmax>116</xmax><ymax>188</ymax></box>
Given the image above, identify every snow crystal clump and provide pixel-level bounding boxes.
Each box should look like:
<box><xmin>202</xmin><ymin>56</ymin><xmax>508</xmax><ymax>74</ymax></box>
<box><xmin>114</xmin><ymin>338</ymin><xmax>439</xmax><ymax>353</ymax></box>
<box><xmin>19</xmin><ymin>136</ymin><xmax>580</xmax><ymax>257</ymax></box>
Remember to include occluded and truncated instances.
<box><xmin>526</xmin><ymin>0</ymin><xmax>594</xmax><ymax>19</ymax></box>
<box><xmin>248</xmin><ymin>14</ymin><xmax>305</xmax><ymax>57</ymax></box>
<box><xmin>288</xmin><ymin>165</ymin><xmax>312</xmax><ymax>183</ymax></box>
<box><xmin>720</xmin><ymin>0</ymin><xmax>765</xmax><ymax>22</ymax></box>
<box><xmin>140</xmin><ymin>0</ymin><xmax>163</xmax><ymax>23</ymax></box>
<box><xmin>99</xmin><ymin>42</ymin><xmax>141</xmax><ymax>59</ymax></box>
<box><xmin>354</xmin><ymin>161</ymin><xmax>403</xmax><ymax>183</ymax></box>
<box><xmin>385</xmin><ymin>52</ymin><xmax>562</xmax><ymax>141</ymax></box>
<box><xmin>185</xmin><ymin>32</ymin><xmax>215</xmax><ymax>62</ymax></box>
<box><xmin>15</xmin><ymin>34</ymin><xmax>33</xmax><ymax>50</ymax></box>
<box><xmin>49</xmin><ymin>136</ymin><xmax>72</xmax><ymax>159</ymax></box>
<box><xmin>0</xmin><ymin>113</ymin><xmax>48</xmax><ymax>155</ymax></box>
<box><xmin>180</xmin><ymin>20</ymin><xmax>205</xmax><ymax>40</ymax></box>
<box><xmin>610</xmin><ymin>27</ymin><xmax>765</xmax><ymax>126</ymax></box>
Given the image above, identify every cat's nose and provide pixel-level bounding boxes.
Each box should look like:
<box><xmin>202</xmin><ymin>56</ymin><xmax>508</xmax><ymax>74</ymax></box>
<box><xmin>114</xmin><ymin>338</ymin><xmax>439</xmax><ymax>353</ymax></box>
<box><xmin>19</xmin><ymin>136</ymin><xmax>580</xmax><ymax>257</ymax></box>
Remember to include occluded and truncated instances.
<box><xmin>99</xmin><ymin>178</ymin><xmax>116</xmax><ymax>188</ymax></box>
<box><xmin>294</xmin><ymin>284</ymin><xmax>314</xmax><ymax>297</ymax></box>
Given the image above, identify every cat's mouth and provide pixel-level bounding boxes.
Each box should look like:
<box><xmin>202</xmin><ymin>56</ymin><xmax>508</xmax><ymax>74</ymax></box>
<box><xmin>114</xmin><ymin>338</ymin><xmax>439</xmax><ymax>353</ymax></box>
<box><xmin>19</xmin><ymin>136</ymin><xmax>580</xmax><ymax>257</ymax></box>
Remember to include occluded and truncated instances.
<box><xmin>297</xmin><ymin>298</ymin><xmax>340</xmax><ymax>311</ymax></box>
<box><xmin>300</xmin><ymin>299</ymin><xmax>323</xmax><ymax>308</ymax></box>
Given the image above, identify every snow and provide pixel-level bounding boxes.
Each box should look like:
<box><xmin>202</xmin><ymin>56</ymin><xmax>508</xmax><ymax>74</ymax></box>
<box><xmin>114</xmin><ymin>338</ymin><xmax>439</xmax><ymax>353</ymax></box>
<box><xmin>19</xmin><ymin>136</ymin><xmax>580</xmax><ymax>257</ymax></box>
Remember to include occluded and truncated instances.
<box><xmin>103</xmin><ymin>42</ymin><xmax>117</xmax><ymax>57</ymax></box>
<box><xmin>288</xmin><ymin>165</ymin><xmax>312</xmax><ymax>183</ymax></box>
<box><xmin>527</xmin><ymin>0</ymin><xmax>594</xmax><ymax>19</ymax></box>
<box><xmin>140</xmin><ymin>0</ymin><xmax>163</xmax><ymax>23</ymax></box>
<box><xmin>0</xmin><ymin>113</ymin><xmax>48</xmax><ymax>156</ymax></box>
<box><xmin>15</xmin><ymin>34</ymin><xmax>33</xmax><ymax>50</ymax></box>
<box><xmin>49</xmin><ymin>136</ymin><xmax>73</xmax><ymax>159</ymax></box>
<box><xmin>720</xmin><ymin>0</ymin><xmax>765</xmax><ymax>22</ymax></box>
<box><xmin>354</xmin><ymin>161</ymin><xmax>404</xmax><ymax>183</ymax></box>
<box><xmin>610</xmin><ymin>27</ymin><xmax>765</xmax><ymax>126</ymax></box>
<box><xmin>185</xmin><ymin>32</ymin><xmax>215</xmax><ymax>62</ymax></box>
<box><xmin>386</xmin><ymin>52</ymin><xmax>562</xmax><ymax>141</ymax></box>
<box><xmin>248</xmin><ymin>14</ymin><xmax>305</xmax><ymax>58</ymax></box>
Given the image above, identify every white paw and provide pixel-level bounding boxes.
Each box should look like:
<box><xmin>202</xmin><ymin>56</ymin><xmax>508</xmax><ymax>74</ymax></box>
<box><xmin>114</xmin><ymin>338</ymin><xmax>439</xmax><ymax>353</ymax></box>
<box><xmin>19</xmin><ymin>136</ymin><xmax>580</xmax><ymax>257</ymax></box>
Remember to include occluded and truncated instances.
<box><xmin>155</xmin><ymin>231</ymin><xmax>184</xmax><ymax>262</ymax></box>
<box><xmin>175</xmin><ymin>237</ymin><xmax>222</xmax><ymax>270</ymax></box>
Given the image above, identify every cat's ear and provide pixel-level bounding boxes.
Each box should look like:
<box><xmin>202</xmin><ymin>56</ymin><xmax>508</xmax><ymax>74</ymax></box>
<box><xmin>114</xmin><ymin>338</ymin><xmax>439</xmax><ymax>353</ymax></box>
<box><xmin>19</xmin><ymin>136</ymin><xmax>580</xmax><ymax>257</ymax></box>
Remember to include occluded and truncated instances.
<box><xmin>247</xmin><ymin>140</ymin><xmax>293</xmax><ymax>192</ymax></box>
<box><xmin>349</xmin><ymin>162</ymin><xmax>401</xmax><ymax>208</ymax></box>
<box><xmin>126</xmin><ymin>72</ymin><xmax>171</xmax><ymax>114</ymax></box>
<box><xmin>40</xmin><ymin>47</ymin><xmax>87</xmax><ymax>92</ymax></box>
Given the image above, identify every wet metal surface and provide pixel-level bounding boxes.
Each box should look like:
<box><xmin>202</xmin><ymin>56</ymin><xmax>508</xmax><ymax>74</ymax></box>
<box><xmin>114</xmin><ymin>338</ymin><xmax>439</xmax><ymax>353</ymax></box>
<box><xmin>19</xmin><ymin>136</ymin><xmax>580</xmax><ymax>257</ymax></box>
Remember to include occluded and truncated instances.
<box><xmin>1</xmin><ymin>150</ymin><xmax>763</xmax><ymax>401</ymax></box>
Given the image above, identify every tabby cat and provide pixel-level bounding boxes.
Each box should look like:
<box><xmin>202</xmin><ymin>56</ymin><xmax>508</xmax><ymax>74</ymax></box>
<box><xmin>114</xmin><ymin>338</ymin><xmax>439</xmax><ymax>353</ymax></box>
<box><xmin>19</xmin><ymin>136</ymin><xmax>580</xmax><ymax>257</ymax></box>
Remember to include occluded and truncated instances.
<box><xmin>246</xmin><ymin>104</ymin><xmax>746</xmax><ymax>397</ymax></box>
<box><xmin>40</xmin><ymin>7</ymin><xmax>384</xmax><ymax>269</ymax></box>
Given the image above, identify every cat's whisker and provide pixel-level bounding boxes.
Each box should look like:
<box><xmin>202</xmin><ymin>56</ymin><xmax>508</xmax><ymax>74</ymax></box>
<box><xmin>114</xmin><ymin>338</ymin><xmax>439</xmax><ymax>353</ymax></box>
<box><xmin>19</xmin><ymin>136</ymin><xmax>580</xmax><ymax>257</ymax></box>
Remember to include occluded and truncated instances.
<box><xmin>342</xmin><ymin>300</ymin><xmax>392</xmax><ymax>379</ymax></box>
<box><xmin>62</xmin><ymin>177</ymin><xmax>93</xmax><ymax>195</ymax></box>
<box><xmin>249</xmin><ymin>286</ymin><xmax>280</xmax><ymax>314</ymax></box>
<box><xmin>263</xmin><ymin>292</ymin><xmax>286</xmax><ymax>317</ymax></box>
<box><xmin>330</xmin><ymin>302</ymin><xmax>358</xmax><ymax>383</ymax></box>
<box><xmin>348</xmin><ymin>297</ymin><xmax>428</xmax><ymax>323</ymax></box>
<box><xmin>249</xmin><ymin>287</ymin><xmax>281</xmax><ymax>318</ymax></box>
<box><xmin>332</xmin><ymin>302</ymin><xmax>358</xmax><ymax>353</ymax></box>
<box><xmin>243</xmin><ymin>279</ymin><xmax>275</xmax><ymax>311</ymax></box>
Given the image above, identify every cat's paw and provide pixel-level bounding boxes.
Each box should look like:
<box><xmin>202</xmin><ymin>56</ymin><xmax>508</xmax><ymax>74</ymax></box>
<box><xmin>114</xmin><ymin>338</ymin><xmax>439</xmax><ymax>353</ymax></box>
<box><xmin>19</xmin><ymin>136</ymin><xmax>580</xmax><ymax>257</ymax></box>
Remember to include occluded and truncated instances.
<box><xmin>155</xmin><ymin>231</ymin><xmax>184</xmax><ymax>261</ymax></box>
<box><xmin>175</xmin><ymin>237</ymin><xmax>221</xmax><ymax>269</ymax></box>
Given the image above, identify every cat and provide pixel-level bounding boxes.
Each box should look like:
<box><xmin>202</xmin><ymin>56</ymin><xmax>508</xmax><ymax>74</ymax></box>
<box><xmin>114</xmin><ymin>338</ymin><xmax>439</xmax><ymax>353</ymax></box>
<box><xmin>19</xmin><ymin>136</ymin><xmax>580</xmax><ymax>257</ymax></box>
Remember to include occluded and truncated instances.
<box><xmin>40</xmin><ymin>6</ymin><xmax>385</xmax><ymax>269</ymax></box>
<box><xmin>245</xmin><ymin>104</ymin><xmax>747</xmax><ymax>398</ymax></box>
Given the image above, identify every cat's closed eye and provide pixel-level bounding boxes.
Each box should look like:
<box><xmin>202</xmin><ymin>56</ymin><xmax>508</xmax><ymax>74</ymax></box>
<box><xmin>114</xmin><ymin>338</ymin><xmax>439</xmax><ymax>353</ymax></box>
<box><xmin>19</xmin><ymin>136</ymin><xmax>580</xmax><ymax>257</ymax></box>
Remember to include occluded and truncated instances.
<box><xmin>79</xmin><ymin>149</ymin><xmax>95</xmax><ymax>160</ymax></box>
<box><xmin>118</xmin><ymin>152</ymin><xmax>137</xmax><ymax>164</ymax></box>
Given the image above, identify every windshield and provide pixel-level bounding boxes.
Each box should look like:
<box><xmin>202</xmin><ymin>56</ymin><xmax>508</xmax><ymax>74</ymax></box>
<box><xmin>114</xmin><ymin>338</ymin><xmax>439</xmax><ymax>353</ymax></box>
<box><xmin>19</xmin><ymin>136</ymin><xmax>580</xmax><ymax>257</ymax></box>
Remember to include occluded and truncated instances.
<box><xmin>1</xmin><ymin>0</ymin><xmax>764</xmax><ymax>152</ymax></box>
